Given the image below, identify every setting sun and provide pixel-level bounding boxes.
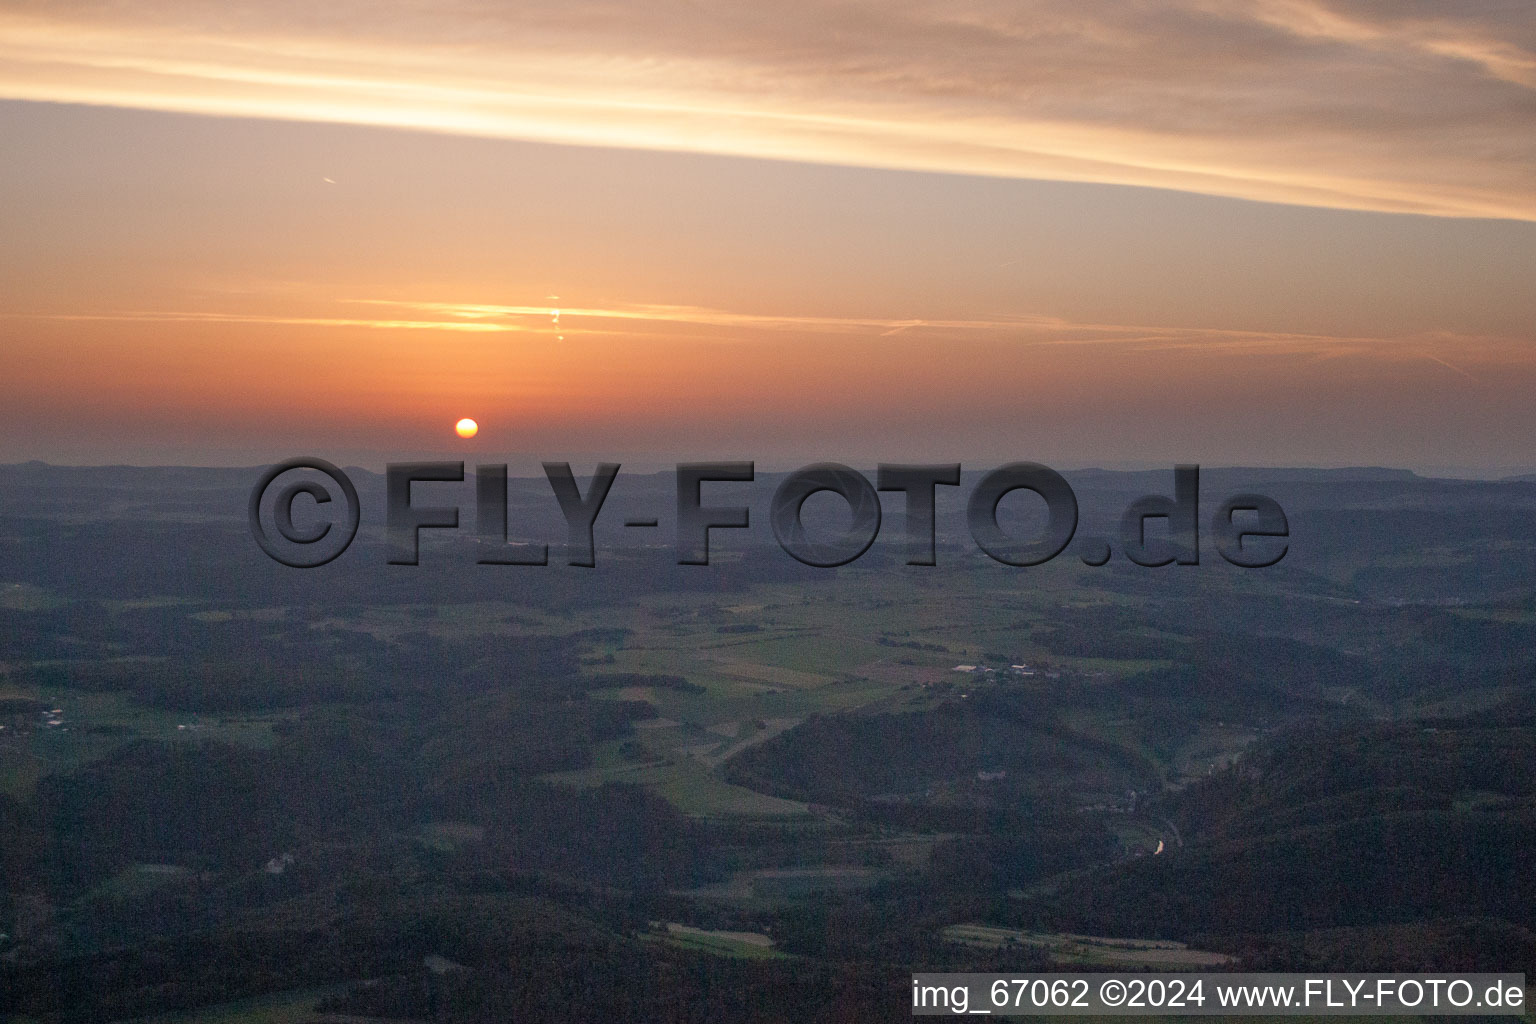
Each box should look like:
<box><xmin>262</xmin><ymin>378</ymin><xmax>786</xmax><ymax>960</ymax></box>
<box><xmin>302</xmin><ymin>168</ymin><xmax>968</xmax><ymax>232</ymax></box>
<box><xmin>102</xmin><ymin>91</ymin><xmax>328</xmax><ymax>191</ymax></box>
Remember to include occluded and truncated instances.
<box><xmin>455</xmin><ymin>417</ymin><xmax>478</xmax><ymax>439</ymax></box>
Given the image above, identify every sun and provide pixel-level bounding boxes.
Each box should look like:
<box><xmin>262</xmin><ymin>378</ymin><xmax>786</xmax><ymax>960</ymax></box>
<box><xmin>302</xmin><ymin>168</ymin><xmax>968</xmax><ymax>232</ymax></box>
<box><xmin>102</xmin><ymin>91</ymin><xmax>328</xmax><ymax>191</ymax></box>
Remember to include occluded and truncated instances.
<box><xmin>454</xmin><ymin>417</ymin><xmax>479</xmax><ymax>439</ymax></box>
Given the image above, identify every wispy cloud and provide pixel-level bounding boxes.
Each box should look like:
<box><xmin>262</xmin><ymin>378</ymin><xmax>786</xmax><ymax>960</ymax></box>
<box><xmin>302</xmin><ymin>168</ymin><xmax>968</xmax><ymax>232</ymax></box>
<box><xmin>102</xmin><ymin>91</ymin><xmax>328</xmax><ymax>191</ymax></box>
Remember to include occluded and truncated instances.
<box><xmin>0</xmin><ymin>0</ymin><xmax>1531</xmax><ymax>218</ymax></box>
<box><xmin>11</xmin><ymin>300</ymin><xmax>1532</xmax><ymax>381</ymax></box>
<box><xmin>345</xmin><ymin>300</ymin><xmax>1027</xmax><ymax>336</ymax></box>
<box><xmin>0</xmin><ymin>310</ymin><xmax>519</xmax><ymax>332</ymax></box>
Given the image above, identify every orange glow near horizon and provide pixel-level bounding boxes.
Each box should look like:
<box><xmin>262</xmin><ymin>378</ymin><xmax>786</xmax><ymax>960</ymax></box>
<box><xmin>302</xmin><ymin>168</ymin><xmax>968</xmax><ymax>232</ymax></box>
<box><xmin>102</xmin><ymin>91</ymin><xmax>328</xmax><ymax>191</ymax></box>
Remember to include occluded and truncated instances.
<box><xmin>4</xmin><ymin>293</ymin><xmax>1535</xmax><ymax>469</ymax></box>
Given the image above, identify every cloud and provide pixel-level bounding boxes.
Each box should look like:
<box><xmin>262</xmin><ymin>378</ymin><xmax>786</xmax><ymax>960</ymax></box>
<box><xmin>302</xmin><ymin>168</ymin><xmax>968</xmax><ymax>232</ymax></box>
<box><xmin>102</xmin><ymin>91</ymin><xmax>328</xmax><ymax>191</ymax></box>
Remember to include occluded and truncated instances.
<box><xmin>0</xmin><ymin>310</ymin><xmax>519</xmax><ymax>332</ymax></box>
<box><xmin>0</xmin><ymin>0</ymin><xmax>1531</xmax><ymax>218</ymax></box>
<box><xmin>13</xmin><ymin>298</ymin><xmax>1533</xmax><ymax>379</ymax></box>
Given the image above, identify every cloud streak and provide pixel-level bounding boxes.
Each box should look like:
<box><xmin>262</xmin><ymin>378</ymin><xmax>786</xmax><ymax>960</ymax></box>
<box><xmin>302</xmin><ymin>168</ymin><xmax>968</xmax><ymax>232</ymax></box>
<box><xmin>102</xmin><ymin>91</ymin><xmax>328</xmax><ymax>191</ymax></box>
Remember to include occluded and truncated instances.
<box><xmin>0</xmin><ymin>0</ymin><xmax>1531</xmax><ymax>218</ymax></box>
<box><xmin>11</xmin><ymin>299</ymin><xmax>1533</xmax><ymax>380</ymax></box>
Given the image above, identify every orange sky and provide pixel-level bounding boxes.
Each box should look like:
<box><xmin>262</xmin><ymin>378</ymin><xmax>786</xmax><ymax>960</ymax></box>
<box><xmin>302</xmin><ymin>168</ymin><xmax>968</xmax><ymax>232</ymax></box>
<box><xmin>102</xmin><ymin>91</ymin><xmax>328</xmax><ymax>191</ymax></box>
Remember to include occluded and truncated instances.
<box><xmin>1</xmin><ymin>1</ymin><xmax>1534</xmax><ymax>472</ymax></box>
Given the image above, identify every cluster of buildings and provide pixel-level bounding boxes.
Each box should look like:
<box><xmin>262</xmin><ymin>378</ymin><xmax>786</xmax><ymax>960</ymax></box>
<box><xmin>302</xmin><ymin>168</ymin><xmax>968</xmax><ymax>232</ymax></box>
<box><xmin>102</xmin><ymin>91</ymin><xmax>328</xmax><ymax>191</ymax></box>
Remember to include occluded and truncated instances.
<box><xmin>951</xmin><ymin>663</ymin><xmax>1038</xmax><ymax>677</ymax></box>
<box><xmin>0</xmin><ymin>705</ymin><xmax>69</xmax><ymax>738</ymax></box>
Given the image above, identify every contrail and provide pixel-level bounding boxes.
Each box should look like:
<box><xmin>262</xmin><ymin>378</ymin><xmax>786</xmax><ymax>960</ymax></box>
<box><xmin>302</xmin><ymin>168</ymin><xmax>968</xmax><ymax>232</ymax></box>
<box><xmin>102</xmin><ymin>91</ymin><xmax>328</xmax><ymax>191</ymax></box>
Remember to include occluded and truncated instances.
<box><xmin>1423</xmin><ymin>353</ymin><xmax>1485</xmax><ymax>385</ymax></box>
